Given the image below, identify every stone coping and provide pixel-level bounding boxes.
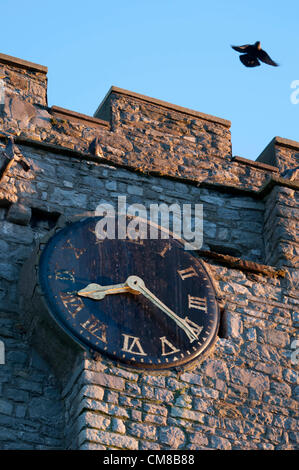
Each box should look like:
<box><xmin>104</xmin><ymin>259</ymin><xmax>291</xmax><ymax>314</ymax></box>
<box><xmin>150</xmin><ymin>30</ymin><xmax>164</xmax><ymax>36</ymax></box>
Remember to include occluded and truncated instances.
<box><xmin>273</xmin><ymin>136</ymin><xmax>299</xmax><ymax>151</ymax></box>
<box><xmin>50</xmin><ymin>106</ymin><xmax>110</xmax><ymax>128</ymax></box>
<box><xmin>232</xmin><ymin>155</ymin><xmax>278</xmax><ymax>173</ymax></box>
<box><xmin>0</xmin><ymin>52</ymin><xmax>48</xmax><ymax>74</ymax></box>
<box><xmin>94</xmin><ymin>86</ymin><xmax>231</xmax><ymax>128</ymax></box>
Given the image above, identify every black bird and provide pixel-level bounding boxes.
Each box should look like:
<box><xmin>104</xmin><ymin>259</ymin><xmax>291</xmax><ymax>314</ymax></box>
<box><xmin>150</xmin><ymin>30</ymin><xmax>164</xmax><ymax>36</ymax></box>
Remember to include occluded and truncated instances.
<box><xmin>231</xmin><ymin>41</ymin><xmax>278</xmax><ymax>67</ymax></box>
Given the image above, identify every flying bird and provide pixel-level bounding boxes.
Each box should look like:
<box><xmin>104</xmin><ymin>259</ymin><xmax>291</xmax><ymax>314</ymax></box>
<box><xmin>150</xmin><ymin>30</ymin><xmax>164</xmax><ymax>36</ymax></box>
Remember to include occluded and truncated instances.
<box><xmin>231</xmin><ymin>41</ymin><xmax>278</xmax><ymax>67</ymax></box>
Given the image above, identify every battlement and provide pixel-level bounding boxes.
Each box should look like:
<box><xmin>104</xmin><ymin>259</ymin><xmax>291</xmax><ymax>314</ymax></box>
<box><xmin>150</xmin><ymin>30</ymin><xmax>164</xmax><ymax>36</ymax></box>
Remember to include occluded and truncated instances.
<box><xmin>0</xmin><ymin>53</ymin><xmax>298</xmax><ymax>191</ymax></box>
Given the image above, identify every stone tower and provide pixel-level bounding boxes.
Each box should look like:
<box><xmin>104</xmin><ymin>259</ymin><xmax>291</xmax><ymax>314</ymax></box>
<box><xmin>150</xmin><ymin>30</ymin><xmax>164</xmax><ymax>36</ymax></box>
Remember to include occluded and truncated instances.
<box><xmin>0</xmin><ymin>53</ymin><xmax>298</xmax><ymax>450</ymax></box>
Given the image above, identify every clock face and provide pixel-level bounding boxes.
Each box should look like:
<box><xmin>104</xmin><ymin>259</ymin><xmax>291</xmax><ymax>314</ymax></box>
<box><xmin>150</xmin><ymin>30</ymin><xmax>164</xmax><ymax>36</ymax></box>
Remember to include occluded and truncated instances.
<box><xmin>38</xmin><ymin>217</ymin><xmax>219</xmax><ymax>369</ymax></box>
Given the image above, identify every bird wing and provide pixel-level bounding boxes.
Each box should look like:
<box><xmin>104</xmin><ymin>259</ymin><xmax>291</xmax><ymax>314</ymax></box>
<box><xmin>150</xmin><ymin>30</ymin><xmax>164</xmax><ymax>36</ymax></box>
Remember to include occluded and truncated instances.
<box><xmin>240</xmin><ymin>54</ymin><xmax>260</xmax><ymax>67</ymax></box>
<box><xmin>258</xmin><ymin>49</ymin><xmax>278</xmax><ymax>66</ymax></box>
<box><xmin>231</xmin><ymin>44</ymin><xmax>251</xmax><ymax>53</ymax></box>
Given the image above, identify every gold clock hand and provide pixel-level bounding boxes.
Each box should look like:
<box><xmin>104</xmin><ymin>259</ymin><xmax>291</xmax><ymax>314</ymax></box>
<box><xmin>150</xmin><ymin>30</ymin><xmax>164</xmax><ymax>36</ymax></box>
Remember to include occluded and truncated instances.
<box><xmin>126</xmin><ymin>276</ymin><xmax>198</xmax><ymax>342</ymax></box>
<box><xmin>77</xmin><ymin>282</ymin><xmax>131</xmax><ymax>300</ymax></box>
<box><xmin>78</xmin><ymin>276</ymin><xmax>198</xmax><ymax>342</ymax></box>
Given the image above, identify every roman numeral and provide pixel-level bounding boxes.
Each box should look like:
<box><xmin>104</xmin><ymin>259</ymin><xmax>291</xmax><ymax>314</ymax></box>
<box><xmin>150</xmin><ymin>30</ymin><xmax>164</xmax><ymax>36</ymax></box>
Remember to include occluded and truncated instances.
<box><xmin>121</xmin><ymin>335</ymin><xmax>147</xmax><ymax>356</ymax></box>
<box><xmin>60</xmin><ymin>292</ymin><xmax>84</xmax><ymax>318</ymax></box>
<box><xmin>80</xmin><ymin>315</ymin><xmax>107</xmax><ymax>343</ymax></box>
<box><xmin>160</xmin><ymin>336</ymin><xmax>180</xmax><ymax>356</ymax></box>
<box><xmin>183</xmin><ymin>317</ymin><xmax>203</xmax><ymax>339</ymax></box>
<box><xmin>188</xmin><ymin>295</ymin><xmax>207</xmax><ymax>312</ymax></box>
<box><xmin>55</xmin><ymin>270</ymin><xmax>75</xmax><ymax>282</ymax></box>
<box><xmin>177</xmin><ymin>266</ymin><xmax>198</xmax><ymax>280</ymax></box>
<box><xmin>158</xmin><ymin>242</ymin><xmax>171</xmax><ymax>258</ymax></box>
<box><xmin>63</xmin><ymin>239</ymin><xmax>86</xmax><ymax>259</ymax></box>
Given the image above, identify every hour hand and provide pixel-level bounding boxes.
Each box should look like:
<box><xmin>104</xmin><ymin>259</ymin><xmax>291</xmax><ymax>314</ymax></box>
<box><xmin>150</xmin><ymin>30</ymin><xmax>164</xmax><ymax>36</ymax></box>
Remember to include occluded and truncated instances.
<box><xmin>77</xmin><ymin>282</ymin><xmax>130</xmax><ymax>300</ymax></box>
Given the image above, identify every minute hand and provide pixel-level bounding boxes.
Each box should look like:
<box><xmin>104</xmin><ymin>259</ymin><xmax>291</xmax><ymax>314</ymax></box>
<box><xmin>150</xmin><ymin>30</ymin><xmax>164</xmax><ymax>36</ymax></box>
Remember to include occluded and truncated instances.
<box><xmin>127</xmin><ymin>276</ymin><xmax>197</xmax><ymax>342</ymax></box>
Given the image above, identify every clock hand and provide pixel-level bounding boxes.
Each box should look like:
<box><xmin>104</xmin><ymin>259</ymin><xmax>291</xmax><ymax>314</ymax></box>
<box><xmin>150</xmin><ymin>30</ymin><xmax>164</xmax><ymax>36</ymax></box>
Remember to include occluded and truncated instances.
<box><xmin>77</xmin><ymin>281</ymin><xmax>132</xmax><ymax>300</ymax></box>
<box><xmin>78</xmin><ymin>276</ymin><xmax>198</xmax><ymax>343</ymax></box>
<box><xmin>126</xmin><ymin>276</ymin><xmax>198</xmax><ymax>343</ymax></box>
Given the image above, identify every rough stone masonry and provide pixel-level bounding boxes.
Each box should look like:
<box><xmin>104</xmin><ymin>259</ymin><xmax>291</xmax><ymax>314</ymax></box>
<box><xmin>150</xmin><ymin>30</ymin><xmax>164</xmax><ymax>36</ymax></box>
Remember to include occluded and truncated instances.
<box><xmin>0</xmin><ymin>52</ymin><xmax>298</xmax><ymax>450</ymax></box>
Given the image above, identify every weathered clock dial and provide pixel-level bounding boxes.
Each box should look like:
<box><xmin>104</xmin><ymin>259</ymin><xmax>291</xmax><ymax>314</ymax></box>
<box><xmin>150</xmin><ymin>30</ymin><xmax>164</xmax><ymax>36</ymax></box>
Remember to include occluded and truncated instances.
<box><xmin>38</xmin><ymin>217</ymin><xmax>220</xmax><ymax>369</ymax></box>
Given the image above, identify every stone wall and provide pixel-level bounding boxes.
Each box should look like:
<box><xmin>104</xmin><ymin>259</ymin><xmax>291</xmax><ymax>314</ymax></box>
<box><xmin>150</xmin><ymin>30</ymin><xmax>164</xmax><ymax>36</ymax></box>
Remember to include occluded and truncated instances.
<box><xmin>0</xmin><ymin>53</ymin><xmax>298</xmax><ymax>450</ymax></box>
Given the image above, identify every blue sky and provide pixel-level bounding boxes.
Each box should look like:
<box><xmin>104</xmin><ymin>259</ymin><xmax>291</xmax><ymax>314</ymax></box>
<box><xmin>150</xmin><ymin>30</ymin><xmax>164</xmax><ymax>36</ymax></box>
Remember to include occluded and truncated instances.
<box><xmin>1</xmin><ymin>0</ymin><xmax>298</xmax><ymax>160</ymax></box>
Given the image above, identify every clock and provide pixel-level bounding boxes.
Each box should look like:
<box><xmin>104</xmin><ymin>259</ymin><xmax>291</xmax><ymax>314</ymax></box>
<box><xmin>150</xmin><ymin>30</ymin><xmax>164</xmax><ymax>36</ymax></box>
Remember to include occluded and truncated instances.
<box><xmin>35</xmin><ymin>216</ymin><xmax>220</xmax><ymax>370</ymax></box>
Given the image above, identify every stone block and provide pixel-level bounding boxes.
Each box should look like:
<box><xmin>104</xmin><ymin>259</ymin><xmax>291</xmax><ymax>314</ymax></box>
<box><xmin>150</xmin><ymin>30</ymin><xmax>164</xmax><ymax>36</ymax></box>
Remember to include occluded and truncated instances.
<box><xmin>270</xmin><ymin>381</ymin><xmax>292</xmax><ymax>398</ymax></box>
<box><xmin>193</xmin><ymin>398</ymin><xmax>214</xmax><ymax>414</ymax></box>
<box><xmin>143</xmin><ymin>403</ymin><xmax>168</xmax><ymax>416</ymax></box>
<box><xmin>15</xmin><ymin>405</ymin><xmax>26</xmax><ymax>418</ymax></box>
<box><xmin>51</xmin><ymin>187</ymin><xmax>88</xmax><ymax>208</ymax></box>
<box><xmin>105</xmin><ymin>180</ymin><xmax>117</xmax><ymax>191</ymax></box>
<box><xmin>202</xmin><ymin>359</ymin><xmax>230</xmax><ymax>382</ymax></box>
<box><xmin>81</xmin><ymin>384</ymin><xmax>105</xmax><ymax>401</ymax></box>
<box><xmin>105</xmin><ymin>390</ymin><xmax>119</xmax><ymax>404</ymax></box>
<box><xmin>189</xmin><ymin>432</ymin><xmax>209</xmax><ymax>446</ymax></box>
<box><xmin>209</xmin><ymin>435</ymin><xmax>232</xmax><ymax>450</ymax></box>
<box><xmin>154</xmin><ymin>388</ymin><xmax>174</xmax><ymax>403</ymax></box>
<box><xmin>143</xmin><ymin>413</ymin><xmax>167</xmax><ymax>425</ymax></box>
<box><xmin>107</xmin><ymin>404</ymin><xmax>129</xmax><ymax>419</ymax></box>
<box><xmin>0</xmin><ymin>399</ymin><xmax>13</xmax><ymax>416</ymax></box>
<box><xmin>127</xmin><ymin>184</ymin><xmax>144</xmax><ymax>196</ymax></box>
<box><xmin>111</xmin><ymin>417</ymin><xmax>126</xmax><ymax>434</ymax></box>
<box><xmin>180</xmin><ymin>372</ymin><xmax>203</xmax><ymax>386</ymax></box>
<box><xmin>222</xmin><ymin>311</ymin><xmax>243</xmax><ymax>338</ymax></box>
<box><xmin>125</xmin><ymin>382</ymin><xmax>141</xmax><ymax>396</ymax></box>
<box><xmin>142</xmin><ymin>375</ymin><xmax>166</xmax><ymax>388</ymax></box>
<box><xmin>128</xmin><ymin>422</ymin><xmax>157</xmax><ymax>440</ymax></box>
<box><xmin>246</xmin><ymin>327</ymin><xmax>257</xmax><ymax>342</ymax></box>
<box><xmin>6</xmin><ymin>96</ymin><xmax>36</xmax><ymax>126</ymax></box>
<box><xmin>77</xmin><ymin>397</ymin><xmax>108</xmax><ymax>416</ymax></box>
<box><xmin>158</xmin><ymin>426</ymin><xmax>185</xmax><ymax>449</ymax></box>
<box><xmin>139</xmin><ymin>441</ymin><xmax>161</xmax><ymax>450</ymax></box>
<box><xmin>0</xmin><ymin>221</ymin><xmax>34</xmax><ymax>244</ymax></box>
<box><xmin>174</xmin><ymin>394</ymin><xmax>192</xmax><ymax>408</ymax></box>
<box><xmin>77</xmin><ymin>411</ymin><xmax>110</xmax><ymax>431</ymax></box>
<box><xmin>170</xmin><ymin>406</ymin><xmax>205</xmax><ymax>423</ymax></box>
<box><xmin>7</xmin><ymin>203</ymin><xmax>31</xmax><ymax>226</ymax></box>
<box><xmin>83</xmin><ymin>370</ymin><xmax>125</xmax><ymax>391</ymax></box>
<box><xmin>262</xmin><ymin>329</ymin><xmax>290</xmax><ymax>348</ymax></box>
<box><xmin>282</xmin><ymin>368</ymin><xmax>298</xmax><ymax>384</ymax></box>
<box><xmin>0</xmin><ymin>263</ymin><xmax>18</xmax><ymax>282</ymax></box>
<box><xmin>230</xmin><ymin>367</ymin><xmax>270</xmax><ymax>399</ymax></box>
<box><xmin>80</xmin><ymin>442</ymin><xmax>106</xmax><ymax>450</ymax></box>
<box><xmin>190</xmin><ymin>385</ymin><xmax>219</xmax><ymax>399</ymax></box>
<box><xmin>81</xmin><ymin>429</ymin><xmax>138</xmax><ymax>450</ymax></box>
